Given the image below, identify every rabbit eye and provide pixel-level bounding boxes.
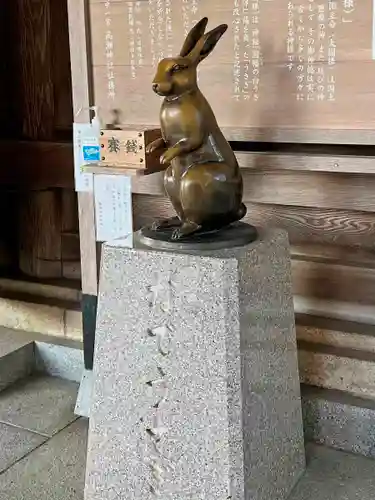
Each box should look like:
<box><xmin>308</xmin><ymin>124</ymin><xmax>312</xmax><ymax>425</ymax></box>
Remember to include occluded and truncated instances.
<box><xmin>171</xmin><ymin>64</ymin><xmax>187</xmax><ymax>73</ymax></box>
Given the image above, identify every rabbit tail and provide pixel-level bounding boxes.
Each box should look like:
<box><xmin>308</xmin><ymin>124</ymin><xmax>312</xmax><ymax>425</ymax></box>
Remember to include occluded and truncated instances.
<box><xmin>236</xmin><ymin>203</ymin><xmax>247</xmax><ymax>221</ymax></box>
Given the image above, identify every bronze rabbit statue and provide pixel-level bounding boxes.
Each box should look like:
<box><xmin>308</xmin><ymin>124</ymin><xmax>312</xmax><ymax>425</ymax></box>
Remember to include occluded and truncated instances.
<box><xmin>147</xmin><ymin>17</ymin><xmax>246</xmax><ymax>240</ymax></box>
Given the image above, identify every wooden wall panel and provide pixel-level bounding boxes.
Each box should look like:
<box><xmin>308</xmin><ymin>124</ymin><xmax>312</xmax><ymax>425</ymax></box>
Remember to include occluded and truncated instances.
<box><xmin>89</xmin><ymin>0</ymin><xmax>375</xmax><ymax>144</ymax></box>
<box><xmin>18</xmin><ymin>189</ymin><xmax>62</xmax><ymax>278</ymax></box>
<box><xmin>245</xmin><ymin>205</ymin><xmax>375</xmax><ymax>250</ymax></box>
<box><xmin>242</xmin><ymin>171</ymin><xmax>375</xmax><ymax>212</ymax></box>
<box><xmin>291</xmin><ymin>260</ymin><xmax>375</xmax><ymax>307</ymax></box>
<box><xmin>132</xmin><ymin>189</ymin><xmax>375</xmax><ymax>314</ymax></box>
<box><xmin>235</xmin><ymin>153</ymin><xmax>375</xmax><ymax>175</ymax></box>
<box><xmin>0</xmin><ymin>0</ymin><xmax>73</xmax><ymax>141</ymax></box>
<box><xmin>132</xmin><ymin>194</ymin><xmax>375</xmax><ymax>249</ymax></box>
<box><xmin>0</xmin><ymin>141</ymin><xmax>74</xmax><ymax>188</ymax></box>
<box><xmin>132</xmin><ymin>169</ymin><xmax>375</xmax><ymax>212</ymax></box>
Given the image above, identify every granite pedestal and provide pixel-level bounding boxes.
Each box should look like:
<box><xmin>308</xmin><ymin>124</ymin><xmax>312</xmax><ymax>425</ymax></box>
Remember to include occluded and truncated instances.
<box><xmin>85</xmin><ymin>228</ymin><xmax>305</xmax><ymax>500</ymax></box>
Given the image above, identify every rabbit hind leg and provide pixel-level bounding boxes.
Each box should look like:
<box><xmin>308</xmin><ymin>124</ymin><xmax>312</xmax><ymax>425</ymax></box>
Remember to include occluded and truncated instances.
<box><xmin>152</xmin><ymin>165</ymin><xmax>184</xmax><ymax>231</ymax></box>
<box><xmin>151</xmin><ymin>216</ymin><xmax>181</xmax><ymax>231</ymax></box>
<box><xmin>171</xmin><ymin>221</ymin><xmax>201</xmax><ymax>240</ymax></box>
<box><xmin>180</xmin><ymin>162</ymin><xmax>240</xmax><ymax>228</ymax></box>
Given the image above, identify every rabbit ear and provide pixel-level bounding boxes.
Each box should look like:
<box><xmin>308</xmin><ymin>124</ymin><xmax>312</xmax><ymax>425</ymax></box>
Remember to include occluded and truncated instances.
<box><xmin>179</xmin><ymin>17</ymin><xmax>208</xmax><ymax>57</ymax></box>
<box><xmin>189</xmin><ymin>24</ymin><xmax>228</xmax><ymax>63</ymax></box>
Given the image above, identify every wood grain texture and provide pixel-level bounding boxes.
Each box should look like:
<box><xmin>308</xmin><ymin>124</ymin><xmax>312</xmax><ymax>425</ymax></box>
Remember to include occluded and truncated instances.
<box><xmin>89</xmin><ymin>0</ymin><xmax>375</xmax><ymax>144</ymax></box>
<box><xmin>295</xmin><ymin>297</ymin><xmax>375</xmax><ymax>326</ymax></box>
<box><xmin>291</xmin><ymin>243</ymin><xmax>375</xmax><ymax>269</ymax></box>
<box><xmin>18</xmin><ymin>189</ymin><xmax>62</xmax><ymax>278</ymax></box>
<box><xmin>61</xmin><ymin>189</ymin><xmax>79</xmax><ymax>233</ymax></box>
<box><xmin>91</xmin><ymin>64</ymin><xmax>375</xmax><ymax>145</ymax></box>
<box><xmin>98</xmin><ymin>122</ymin><xmax>375</xmax><ymax>146</ymax></box>
<box><xmin>291</xmin><ymin>260</ymin><xmax>375</xmax><ymax>306</ymax></box>
<box><xmin>18</xmin><ymin>0</ymin><xmax>54</xmax><ymax>139</ymax></box>
<box><xmin>76</xmin><ymin>191</ymin><xmax>97</xmax><ymax>295</ymax></box>
<box><xmin>133</xmin><ymin>191</ymin><xmax>375</xmax><ymax>308</ymax></box>
<box><xmin>132</xmin><ymin>194</ymin><xmax>375</xmax><ymax>248</ymax></box>
<box><xmin>67</xmin><ymin>0</ymin><xmax>92</xmax><ymax>119</ymax></box>
<box><xmin>50</xmin><ymin>0</ymin><xmax>73</xmax><ymax>132</ymax></box>
<box><xmin>0</xmin><ymin>140</ymin><xmax>74</xmax><ymax>188</ymax></box>
<box><xmin>0</xmin><ymin>191</ymin><xmax>18</xmax><ymax>271</ymax></box>
<box><xmin>68</xmin><ymin>0</ymin><xmax>98</xmax><ymax>296</ymax></box>
<box><xmin>0</xmin><ymin>2</ymin><xmax>22</xmax><ymax>137</ymax></box>
<box><xmin>86</xmin><ymin>151</ymin><xmax>375</xmax><ymax>175</ymax></box>
<box><xmin>131</xmin><ymin>169</ymin><xmax>375</xmax><ymax>212</ymax></box>
<box><xmin>235</xmin><ymin>153</ymin><xmax>375</xmax><ymax>174</ymax></box>
<box><xmin>62</xmin><ymin>233</ymin><xmax>80</xmax><ymax>261</ymax></box>
<box><xmin>0</xmin><ymin>2</ymin><xmax>10</xmax><ymax>136</ymax></box>
<box><xmin>244</xmin><ymin>171</ymin><xmax>375</xmax><ymax>212</ymax></box>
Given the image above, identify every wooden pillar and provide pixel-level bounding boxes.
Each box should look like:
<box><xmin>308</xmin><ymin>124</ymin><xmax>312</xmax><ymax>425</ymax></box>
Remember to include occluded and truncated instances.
<box><xmin>18</xmin><ymin>0</ymin><xmax>54</xmax><ymax>140</ymax></box>
<box><xmin>67</xmin><ymin>0</ymin><xmax>98</xmax><ymax>369</ymax></box>
<box><xmin>18</xmin><ymin>189</ymin><xmax>62</xmax><ymax>278</ymax></box>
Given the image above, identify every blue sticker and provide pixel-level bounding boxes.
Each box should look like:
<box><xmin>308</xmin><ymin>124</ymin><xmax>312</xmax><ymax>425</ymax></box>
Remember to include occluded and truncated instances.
<box><xmin>83</xmin><ymin>145</ymin><xmax>100</xmax><ymax>162</ymax></box>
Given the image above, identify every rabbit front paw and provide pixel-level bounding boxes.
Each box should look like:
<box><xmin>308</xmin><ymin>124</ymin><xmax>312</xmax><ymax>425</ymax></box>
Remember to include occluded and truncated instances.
<box><xmin>161</xmin><ymin>148</ymin><xmax>178</xmax><ymax>165</ymax></box>
<box><xmin>146</xmin><ymin>137</ymin><xmax>165</xmax><ymax>154</ymax></box>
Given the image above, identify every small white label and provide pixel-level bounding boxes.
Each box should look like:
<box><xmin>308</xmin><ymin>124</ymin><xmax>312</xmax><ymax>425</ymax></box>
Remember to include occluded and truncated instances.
<box><xmin>93</xmin><ymin>174</ymin><xmax>133</xmax><ymax>246</ymax></box>
<box><xmin>73</xmin><ymin>123</ymin><xmax>97</xmax><ymax>192</ymax></box>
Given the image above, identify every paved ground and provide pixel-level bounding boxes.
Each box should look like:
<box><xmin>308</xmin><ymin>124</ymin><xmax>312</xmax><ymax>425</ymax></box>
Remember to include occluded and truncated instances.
<box><xmin>0</xmin><ymin>374</ymin><xmax>87</xmax><ymax>500</ymax></box>
<box><xmin>289</xmin><ymin>443</ymin><xmax>375</xmax><ymax>500</ymax></box>
<box><xmin>0</xmin><ymin>374</ymin><xmax>374</xmax><ymax>499</ymax></box>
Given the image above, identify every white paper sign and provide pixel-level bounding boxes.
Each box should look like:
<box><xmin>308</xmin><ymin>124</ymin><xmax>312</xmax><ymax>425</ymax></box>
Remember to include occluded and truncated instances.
<box><xmin>73</xmin><ymin>123</ymin><xmax>97</xmax><ymax>192</ymax></box>
<box><xmin>93</xmin><ymin>174</ymin><xmax>133</xmax><ymax>246</ymax></box>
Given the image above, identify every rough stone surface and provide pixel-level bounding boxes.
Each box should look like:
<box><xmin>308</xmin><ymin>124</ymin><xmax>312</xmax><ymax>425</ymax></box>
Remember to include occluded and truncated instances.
<box><xmin>302</xmin><ymin>385</ymin><xmax>375</xmax><ymax>458</ymax></box>
<box><xmin>85</xmin><ymin>229</ymin><xmax>305</xmax><ymax>500</ymax></box>
<box><xmin>0</xmin><ymin>375</ymin><xmax>79</xmax><ymax>437</ymax></box>
<box><xmin>0</xmin><ymin>418</ymin><xmax>88</xmax><ymax>500</ymax></box>
<box><xmin>0</xmin><ymin>422</ymin><xmax>47</xmax><ymax>473</ymax></box>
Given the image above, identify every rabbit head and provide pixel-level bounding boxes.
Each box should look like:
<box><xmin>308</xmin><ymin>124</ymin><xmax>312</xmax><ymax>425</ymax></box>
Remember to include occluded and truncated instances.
<box><xmin>152</xmin><ymin>17</ymin><xmax>228</xmax><ymax>98</ymax></box>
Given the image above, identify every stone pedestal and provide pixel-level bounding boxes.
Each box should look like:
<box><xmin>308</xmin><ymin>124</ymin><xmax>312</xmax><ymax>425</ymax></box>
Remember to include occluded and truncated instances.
<box><xmin>85</xmin><ymin>229</ymin><xmax>305</xmax><ymax>500</ymax></box>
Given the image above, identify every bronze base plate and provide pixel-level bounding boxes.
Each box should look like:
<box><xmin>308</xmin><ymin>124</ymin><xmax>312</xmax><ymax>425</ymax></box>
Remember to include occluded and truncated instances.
<box><xmin>136</xmin><ymin>222</ymin><xmax>258</xmax><ymax>251</ymax></box>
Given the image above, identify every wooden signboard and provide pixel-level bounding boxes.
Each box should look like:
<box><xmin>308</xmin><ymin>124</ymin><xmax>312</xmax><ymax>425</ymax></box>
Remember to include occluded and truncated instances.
<box><xmin>89</xmin><ymin>0</ymin><xmax>374</xmax><ymax>144</ymax></box>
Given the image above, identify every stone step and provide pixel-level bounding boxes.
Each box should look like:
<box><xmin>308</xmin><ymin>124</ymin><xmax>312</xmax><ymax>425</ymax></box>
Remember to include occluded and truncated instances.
<box><xmin>0</xmin><ymin>373</ymin><xmax>83</xmax><ymax>490</ymax></box>
<box><xmin>0</xmin><ymin>418</ymin><xmax>87</xmax><ymax>500</ymax></box>
<box><xmin>0</xmin><ymin>327</ymin><xmax>84</xmax><ymax>393</ymax></box>
<box><xmin>0</xmin><ymin>277</ymin><xmax>82</xmax><ymax>342</ymax></box>
<box><xmin>296</xmin><ymin>314</ymin><xmax>375</xmax><ymax>353</ymax></box>
<box><xmin>288</xmin><ymin>443</ymin><xmax>375</xmax><ymax>500</ymax></box>
<box><xmin>301</xmin><ymin>384</ymin><xmax>375</xmax><ymax>458</ymax></box>
<box><xmin>0</xmin><ymin>327</ymin><xmax>34</xmax><ymax>392</ymax></box>
<box><xmin>0</xmin><ymin>276</ymin><xmax>81</xmax><ymax>304</ymax></box>
<box><xmin>0</xmin><ymin>374</ymin><xmax>79</xmax><ymax>438</ymax></box>
<box><xmin>297</xmin><ymin>340</ymin><xmax>375</xmax><ymax>399</ymax></box>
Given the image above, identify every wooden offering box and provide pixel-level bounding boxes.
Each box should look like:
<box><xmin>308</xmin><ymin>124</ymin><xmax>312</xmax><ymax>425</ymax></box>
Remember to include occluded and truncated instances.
<box><xmin>89</xmin><ymin>0</ymin><xmax>374</xmax><ymax>144</ymax></box>
<box><xmin>85</xmin><ymin>128</ymin><xmax>164</xmax><ymax>176</ymax></box>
